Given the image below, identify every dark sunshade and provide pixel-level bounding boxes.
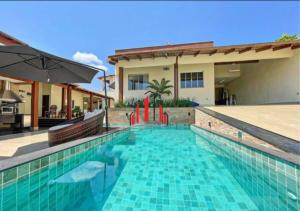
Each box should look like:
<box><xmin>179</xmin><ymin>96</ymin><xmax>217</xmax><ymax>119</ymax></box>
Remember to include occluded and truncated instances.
<box><xmin>109</xmin><ymin>81</ymin><xmax>115</xmax><ymax>89</ymax></box>
<box><xmin>0</xmin><ymin>45</ymin><xmax>99</xmax><ymax>83</ymax></box>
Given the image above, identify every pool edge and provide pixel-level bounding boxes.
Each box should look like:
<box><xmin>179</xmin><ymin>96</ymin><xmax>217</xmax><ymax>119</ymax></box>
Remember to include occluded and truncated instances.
<box><xmin>191</xmin><ymin>124</ymin><xmax>300</xmax><ymax>166</ymax></box>
<box><xmin>0</xmin><ymin>127</ymin><xmax>129</xmax><ymax>172</ymax></box>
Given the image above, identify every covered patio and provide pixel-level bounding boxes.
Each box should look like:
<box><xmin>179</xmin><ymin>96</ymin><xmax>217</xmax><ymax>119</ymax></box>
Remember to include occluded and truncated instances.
<box><xmin>0</xmin><ymin>31</ymin><xmax>112</xmax><ymax>134</ymax></box>
<box><xmin>214</xmin><ymin>52</ymin><xmax>299</xmax><ymax>106</ymax></box>
<box><xmin>0</xmin><ymin>74</ymin><xmax>112</xmax><ymax>130</ymax></box>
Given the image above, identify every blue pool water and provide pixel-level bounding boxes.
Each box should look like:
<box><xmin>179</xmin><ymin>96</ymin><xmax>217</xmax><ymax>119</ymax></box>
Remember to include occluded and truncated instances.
<box><xmin>0</xmin><ymin>125</ymin><xmax>299</xmax><ymax>211</ymax></box>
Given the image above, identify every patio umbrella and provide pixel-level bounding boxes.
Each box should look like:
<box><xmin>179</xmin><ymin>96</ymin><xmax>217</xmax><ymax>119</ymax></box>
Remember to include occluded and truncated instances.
<box><xmin>0</xmin><ymin>45</ymin><xmax>101</xmax><ymax>83</ymax></box>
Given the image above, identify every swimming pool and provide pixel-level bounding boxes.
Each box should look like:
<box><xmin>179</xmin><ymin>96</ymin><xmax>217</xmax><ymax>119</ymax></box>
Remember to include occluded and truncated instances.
<box><xmin>0</xmin><ymin>125</ymin><xmax>299</xmax><ymax>210</ymax></box>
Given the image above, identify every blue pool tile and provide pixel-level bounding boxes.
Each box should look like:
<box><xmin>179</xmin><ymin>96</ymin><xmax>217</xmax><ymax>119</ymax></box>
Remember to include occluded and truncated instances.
<box><xmin>0</xmin><ymin>127</ymin><xmax>298</xmax><ymax>210</ymax></box>
<box><xmin>3</xmin><ymin>167</ymin><xmax>17</xmax><ymax>184</ymax></box>
<box><xmin>17</xmin><ymin>163</ymin><xmax>29</xmax><ymax>178</ymax></box>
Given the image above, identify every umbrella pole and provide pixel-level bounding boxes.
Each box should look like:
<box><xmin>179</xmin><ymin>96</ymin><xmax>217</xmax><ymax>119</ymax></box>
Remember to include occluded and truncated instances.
<box><xmin>103</xmin><ymin>71</ymin><xmax>109</xmax><ymax>131</ymax></box>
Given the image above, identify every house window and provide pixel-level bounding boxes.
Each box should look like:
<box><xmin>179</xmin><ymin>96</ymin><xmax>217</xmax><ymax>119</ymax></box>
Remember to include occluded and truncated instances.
<box><xmin>180</xmin><ymin>72</ymin><xmax>203</xmax><ymax>88</ymax></box>
<box><xmin>128</xmin><ymin>74</ymin><xmax>149</xmax><ymax>90</ymax></box>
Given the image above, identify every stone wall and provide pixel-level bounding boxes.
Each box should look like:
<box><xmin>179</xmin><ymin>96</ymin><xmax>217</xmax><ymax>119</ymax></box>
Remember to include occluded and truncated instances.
<box><xmin>108</xmin><ymin>107</ymin><xmax>195</xmax><ymax>125</ymax></box>
<box><xmin>107</xmin><ymin>108</ymin><xmax>133</xmax><ymax>125</ymax></box>
<box><xmin>194</xmin><ymin>108</ymin><xmax>279</xmax><ymax>150</ymax></box>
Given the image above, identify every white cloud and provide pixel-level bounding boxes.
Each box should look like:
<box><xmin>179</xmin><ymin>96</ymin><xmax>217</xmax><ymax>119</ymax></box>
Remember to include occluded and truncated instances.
<box><xmin>73</xmin><ymin>51</ymin><xmax>107</xmax><ymax>71</ymax></box>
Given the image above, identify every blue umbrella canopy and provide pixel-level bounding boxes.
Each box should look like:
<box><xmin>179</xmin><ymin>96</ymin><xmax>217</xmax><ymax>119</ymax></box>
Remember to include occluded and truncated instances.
<box><xmin>0</xmin><ymin>45</ymin><xmax>100</xmax><ymax>83</ymax></box>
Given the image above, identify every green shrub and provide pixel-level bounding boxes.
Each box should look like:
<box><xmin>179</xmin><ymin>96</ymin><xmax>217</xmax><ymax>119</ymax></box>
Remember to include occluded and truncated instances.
<box><xmin>72</xmin><ymin>106</ymin><xmax>81</xmax><ymax>113</ymax></box>
<box><xmin>275</xmin><ymin>33</ymin><xmax>299</xmax><ymax>42</ymax></box>
<box><xmin>114</xmin><ymin>98</ymin><xmax>193</xmax><ymax>108</ymax></box>
<box><xmin>114</xmin><ymin>98</ymin><xmax>144</xmax><ymax>108</ymax></box>
<box><xmin>125</xmin><ymin>98</ymin><xmax>144</xmax><ymax>108</ymax></box>
<box><xmin>114</xmin><ymin>101</ymin><xmax>127</xmax><ymax>108</ymax></box>
<box><xmin>161</xmin><ymin>98</ymin><xmax>193</xmax><ymax>107</ymax></box>
<box><xmin>72</xmin><ymin>106</ymin><xmax>82</xmax><ymax>117</ymax></box>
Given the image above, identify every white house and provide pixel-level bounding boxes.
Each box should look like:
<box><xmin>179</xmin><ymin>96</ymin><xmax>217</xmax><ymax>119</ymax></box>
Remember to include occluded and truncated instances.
<box><xmin>108</xmin><ymin>40</ymin><xmax>300</xmax><ymax>106</ymax></box>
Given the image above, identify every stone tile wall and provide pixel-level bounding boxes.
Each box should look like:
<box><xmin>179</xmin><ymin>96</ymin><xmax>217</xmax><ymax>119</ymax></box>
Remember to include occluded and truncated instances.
<box><xmin>108</xmin><ymin>107</ymin><xmax>195</xmax><ymax>125</ymax></box>
<box><xmin>194</xmin><ymin>109</ymin><xmax>280</xmax><ymax>151</ymax></box>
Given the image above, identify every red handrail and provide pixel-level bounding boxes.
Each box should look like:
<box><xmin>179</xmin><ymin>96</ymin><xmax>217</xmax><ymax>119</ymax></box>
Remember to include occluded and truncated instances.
<box><xmin>136</xmin><ymin>103</ymin><xmax>140</xmax><ymax>123</ymax></box>
<box><xmin>159</xmin><ymin>104</ymin><xmax>163</xmax><ymax>123</ymax></box>
<box><xmin>144</xmin><ymin>96</ymin><xmax>149</xmax><ymax>123</ymax></box>
<box><xmin>163</xmin><ymin>112</ymin><xmax>169</xmax><ymax>125</ymax></box>
<box><xmin>129</xmin><ymin>112</ymin><xmax>135</xmax><ymax>126</ymax></box>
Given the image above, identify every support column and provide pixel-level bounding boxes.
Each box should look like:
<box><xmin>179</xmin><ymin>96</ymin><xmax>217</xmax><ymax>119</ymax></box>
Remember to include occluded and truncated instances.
<box><xmin>118</xmin><ymin>67</ymin><xmax>124</xmax><ymax>102</ymax></box>
<box><xmin>89</xmin><ymin>93</ymin><xmax>93</xmax><ymax>112</ymax></box>
<box><xmin>61</xmin><ymin>87</ymin><xmax>66</xmax><ymax>111</ymax></box>
<box><xmin>67</xmin><ymin>85</ymin><xmax>72</xmax><ymax>120</ymax></box>
<box><xmin>174</xmin><ymin>56</ymin><xmax>179</xmax><ymax>99</ymax></box>
<box><xmin>103</xmin><ymin>71</ymin><xmax>109</xmax><ymax>131</ymax></box>
<box><xmin>31</xmin><ymin>81</ymin><xmax>39</xmax><ymax>130</ymax></box>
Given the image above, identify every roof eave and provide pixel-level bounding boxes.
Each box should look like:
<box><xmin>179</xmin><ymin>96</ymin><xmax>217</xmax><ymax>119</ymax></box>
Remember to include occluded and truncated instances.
<box><xmin>108</xmin><ymin>39</ymin><xmax>300</xmax><ymax>63</ymax></box>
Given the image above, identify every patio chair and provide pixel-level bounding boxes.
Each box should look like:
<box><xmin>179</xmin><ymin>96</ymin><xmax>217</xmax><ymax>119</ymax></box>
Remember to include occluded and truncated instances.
<box><xmin>45</xmin><ymin>105</ymin><xmax>57</xmax><ymax>118</ymax></box>
<box><xmin>58</xmin><ymin>105</ymin><xmax>67</xmax><ymax>118</ymax></box>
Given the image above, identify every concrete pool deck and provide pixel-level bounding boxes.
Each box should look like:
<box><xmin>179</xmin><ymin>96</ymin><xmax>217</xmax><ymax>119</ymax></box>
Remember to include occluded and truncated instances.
<box><xmin>0</xmin><ymin>131</ymin><xmax>49</xmax><ymax>160</ymax></box>
<box><xmin>205</xmin><ymin>105</ymin><xmax>300</xmax><ymax>142</ymax></box>
<box><xmin>0</xmin><ymin>128</ymin><xmax>121</xmax><ymax>160</ymax></box>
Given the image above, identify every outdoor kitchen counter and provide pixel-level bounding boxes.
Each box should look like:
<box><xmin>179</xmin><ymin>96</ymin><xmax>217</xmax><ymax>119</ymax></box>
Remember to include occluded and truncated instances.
<box><xmin>0</xmin><ymin>114</ymin><xmax>15</xmax><ymax>124</ymax></box>
<box><xmin>0</xmin><ymin>114</ymin><xmax>31</xmax><ymax>129</ymax></box>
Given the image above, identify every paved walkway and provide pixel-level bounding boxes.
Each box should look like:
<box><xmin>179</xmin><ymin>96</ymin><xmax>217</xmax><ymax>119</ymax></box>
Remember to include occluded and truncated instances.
<box><xmin>0</xmin><ymin>128</ymin><xmax>115</xmax><ymax>160</ymax></box>
<box><xmin>0</xmin><ymin>132</ymin><xmax>49</xmax><ymax>160</ymax></box>
<box><xmin>205</xmin><ymin>105</ymin><xmax>300</xmax><ymax>141</ymax></box>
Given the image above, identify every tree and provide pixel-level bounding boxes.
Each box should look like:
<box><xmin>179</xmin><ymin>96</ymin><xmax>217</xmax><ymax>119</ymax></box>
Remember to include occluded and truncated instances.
<box><xmin>145</xmin><ymin>78</ymin><xmax>173</xmax><ymax>121</ymax></box>
<box><xmin>275</xmin><ymin>33</ymin><xmax>299</xmax><ymax>42</ymax></box>
<box><xmin>145</xmin><ymin>78</ymin><xmax>173</xmax><ymax>102</ymax></box>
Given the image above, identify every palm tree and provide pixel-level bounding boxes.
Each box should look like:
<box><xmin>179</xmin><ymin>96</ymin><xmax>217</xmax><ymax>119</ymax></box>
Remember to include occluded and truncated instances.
<box><xmin>145</xmin><ymin>78</ymin><xmax>173</xmax><ymax>121</ymax></box>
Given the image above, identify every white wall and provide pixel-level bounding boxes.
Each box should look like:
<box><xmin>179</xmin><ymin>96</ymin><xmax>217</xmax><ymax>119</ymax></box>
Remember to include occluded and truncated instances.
<box><xmin>18</xmin><ymin>84</ymin><xmax>32</xmax><ymax>114</ymax></box>
<box><xmin>50</xmin><ymin>85</ymin><xmax>63</xmax><ymax>111</ymax></box>
<box><xmin>226</xmin><ymin>50</ymin><xmax>300</xmax><ymax>104</ymax></box>
<box><xmin>118</xmin><ymin>63</ymin><xmax>215</xmax><ymax>105</ymax></box>
<box><xmin>123</xmin><ymin>65</ymin><xmax>174</xmax><ymax>100</ymax></box>
<box><xmin>72</xmin><ymin>90</ymin><xmax>84</xmax><ymax>110</ymax></box>
<box><xmin>178</xmin><ymin>63</ymin><xmax>215</xmax><ymax>105</ymax></box>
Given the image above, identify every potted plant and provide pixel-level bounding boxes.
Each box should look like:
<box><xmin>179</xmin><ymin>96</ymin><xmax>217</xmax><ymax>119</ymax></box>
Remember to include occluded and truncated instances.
<box><xmin>72</xmin><ymin>106</ymin><xmax>81</xmax><ymax>118</ymax></box>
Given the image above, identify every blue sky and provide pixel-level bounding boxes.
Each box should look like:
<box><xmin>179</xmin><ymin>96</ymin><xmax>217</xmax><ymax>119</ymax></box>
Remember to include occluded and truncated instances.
<box><xmin>0</xmin><ymin>1</ymin><xmax>299</xmax><ymax>92</ymax></box>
